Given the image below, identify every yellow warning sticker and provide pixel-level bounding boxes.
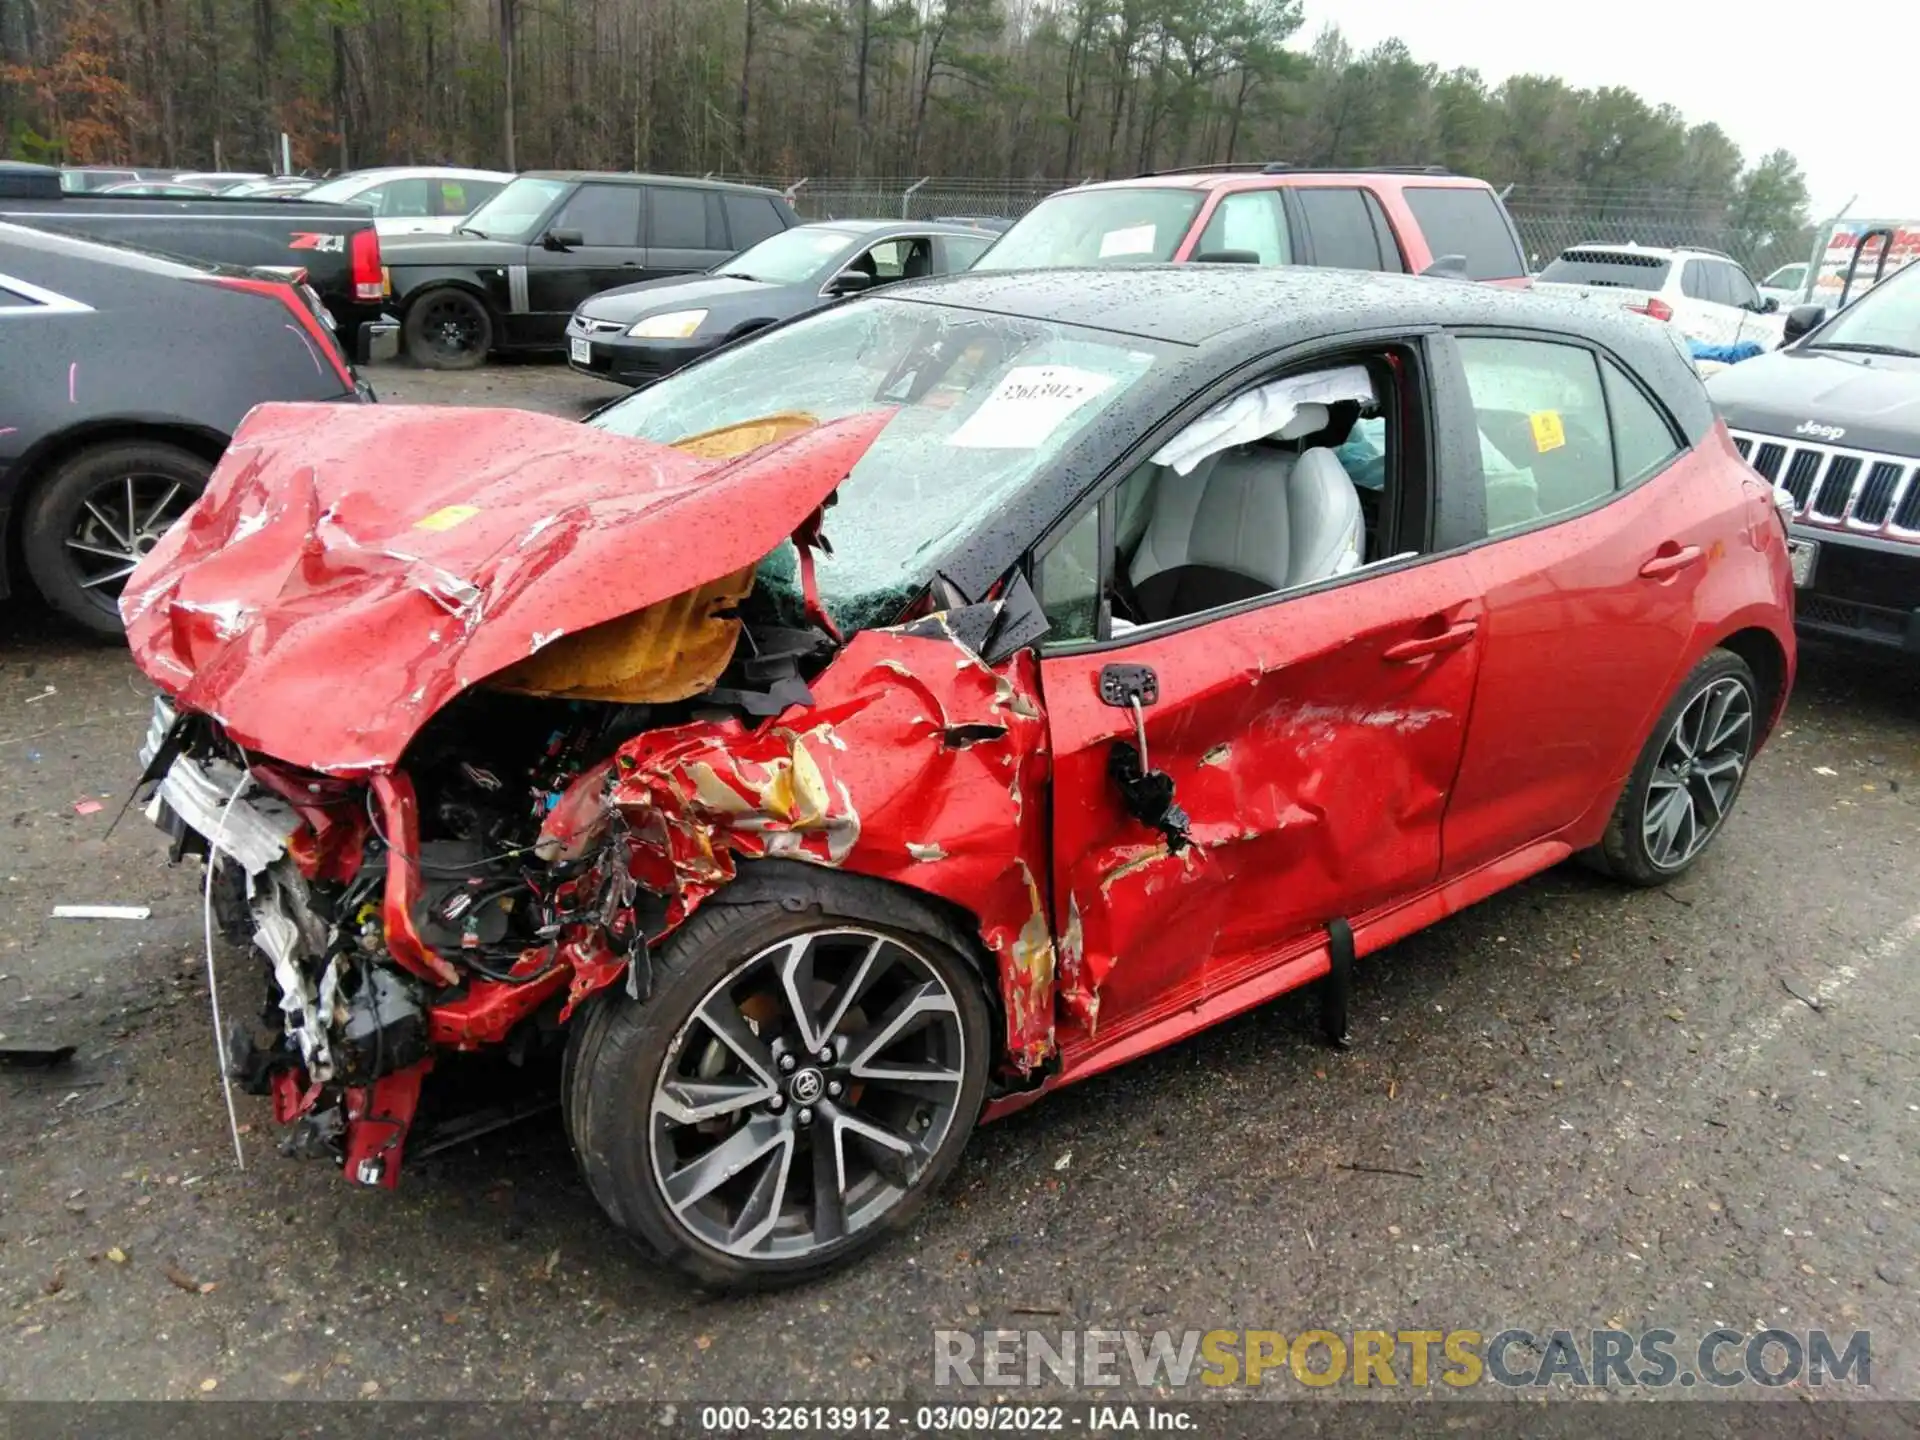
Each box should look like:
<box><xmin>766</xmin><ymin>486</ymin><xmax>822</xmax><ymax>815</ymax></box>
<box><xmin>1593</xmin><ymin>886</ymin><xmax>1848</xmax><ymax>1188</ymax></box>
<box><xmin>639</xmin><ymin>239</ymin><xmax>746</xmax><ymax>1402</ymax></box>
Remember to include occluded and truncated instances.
<box><xmin>1529</xmin><ymin>410</ymin><xmax>1566</xmax><ymax>453</ymax></box>
<box><xmin>414</xmin><ymin>504</ymin><xmax>480</xmax><ymax>532</ymax></box>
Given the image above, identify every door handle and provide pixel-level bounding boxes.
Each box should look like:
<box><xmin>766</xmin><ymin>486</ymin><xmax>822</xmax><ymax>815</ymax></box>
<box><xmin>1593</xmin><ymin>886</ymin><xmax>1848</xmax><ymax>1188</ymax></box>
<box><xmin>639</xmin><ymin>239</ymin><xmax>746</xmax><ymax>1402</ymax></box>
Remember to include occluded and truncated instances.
<box><xmin>1382</xmin><ymin>620</ymin><xmax>1477</xmax><ymax>663</ymax></box>
<box><xmin>1639</xmin><ymin>544</ymin><xmax>1703</xmax><ymax>579</ymax></box>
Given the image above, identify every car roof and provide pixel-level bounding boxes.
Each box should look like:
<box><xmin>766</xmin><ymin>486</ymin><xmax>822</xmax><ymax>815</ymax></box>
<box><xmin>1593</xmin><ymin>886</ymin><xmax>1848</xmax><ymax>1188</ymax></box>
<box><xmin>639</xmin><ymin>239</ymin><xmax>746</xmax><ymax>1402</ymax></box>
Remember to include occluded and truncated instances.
<box><xmin>891</xmin><ymin>263</ymin><xmax>1678</xmax><ymax>350</ymax></box>
<box><xmin>322</xmin><ymin>165</ymin><xmax>514</xmax><ymax>183</ymax></box>
<box><xmin>1074</xmin><ymin>168</ymin><xmax>1497</xmax><ymax>195</ymax></box>
<box><xmin>1559</xmin><ymin>243</ymin><xmax>1735</xmax><ymax>262</ymax></box>
<box><xmin>802</xmin><ymin>218</ymin><xmax>1016</xmax><ymax>240</ymax></box>
<box><xmin>519</xmin><ymin>170</ymin><xmax>785</xmax><ymax>197</ymax></box>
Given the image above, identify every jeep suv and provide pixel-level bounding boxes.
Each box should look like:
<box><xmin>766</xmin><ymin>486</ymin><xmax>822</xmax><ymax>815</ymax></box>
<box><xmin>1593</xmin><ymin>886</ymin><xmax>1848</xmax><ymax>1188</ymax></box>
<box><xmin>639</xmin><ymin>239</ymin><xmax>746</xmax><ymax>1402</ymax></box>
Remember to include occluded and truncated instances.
<box><xmin>972</xmin><ymin>165</ymin><xmax>1530</xmax><ymax>283</ymax></box>
<box><xmin>1709</xmin><ymin>259</ymin><xmax>1920</xmax><ymax>655</ymax></box>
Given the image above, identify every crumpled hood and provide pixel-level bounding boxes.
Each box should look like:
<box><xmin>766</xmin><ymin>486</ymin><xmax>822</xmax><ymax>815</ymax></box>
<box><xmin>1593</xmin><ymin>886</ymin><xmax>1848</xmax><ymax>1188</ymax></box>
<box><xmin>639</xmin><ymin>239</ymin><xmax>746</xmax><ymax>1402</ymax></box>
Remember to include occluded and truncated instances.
<box><xmin>123</xmin><ymin>403</ymin><xmax>888</xmax><ymax>774</ymax></box>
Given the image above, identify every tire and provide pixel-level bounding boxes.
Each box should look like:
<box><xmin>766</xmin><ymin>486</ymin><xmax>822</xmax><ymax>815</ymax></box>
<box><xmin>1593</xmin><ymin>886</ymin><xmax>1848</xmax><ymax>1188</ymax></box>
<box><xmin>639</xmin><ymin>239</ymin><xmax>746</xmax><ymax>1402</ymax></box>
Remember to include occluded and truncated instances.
<box><xmin>1588</xmin><ymin>648</ymin><xmax>1760</xmax><ymax>886</ymax></box>
<box><xmin>22</xmin><ymin>440</ymin><xmax>211</xmax><ymax>638</ymax></box>
<box><xmin>565</xmin><ymin>873</ymin><xmax>992</xmax><ymax>1290</ymax></box>
<box><xmin>403</xmin><ymin>287</ymin><xmax>494</xmax><ymax>370</ymax></box>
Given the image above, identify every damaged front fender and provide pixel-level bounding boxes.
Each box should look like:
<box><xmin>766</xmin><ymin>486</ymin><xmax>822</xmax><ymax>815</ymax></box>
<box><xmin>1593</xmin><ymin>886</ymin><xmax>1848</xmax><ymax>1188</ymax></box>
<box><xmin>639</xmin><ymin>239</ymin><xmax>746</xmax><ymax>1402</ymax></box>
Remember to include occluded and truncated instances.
<box><xmin>545</xmin><ymin>626</ymin><xmax>1059</xmax><ymax>1072</ymax></box>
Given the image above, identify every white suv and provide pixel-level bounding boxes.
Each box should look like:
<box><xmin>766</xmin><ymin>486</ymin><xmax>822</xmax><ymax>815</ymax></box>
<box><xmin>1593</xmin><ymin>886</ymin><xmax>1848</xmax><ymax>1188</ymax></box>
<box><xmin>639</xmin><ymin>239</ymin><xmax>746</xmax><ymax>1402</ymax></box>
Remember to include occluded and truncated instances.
<box><xmin>1533</xmin><ymin>243</ymin><xmax>1786</xmax><ymax>352</ymax></box>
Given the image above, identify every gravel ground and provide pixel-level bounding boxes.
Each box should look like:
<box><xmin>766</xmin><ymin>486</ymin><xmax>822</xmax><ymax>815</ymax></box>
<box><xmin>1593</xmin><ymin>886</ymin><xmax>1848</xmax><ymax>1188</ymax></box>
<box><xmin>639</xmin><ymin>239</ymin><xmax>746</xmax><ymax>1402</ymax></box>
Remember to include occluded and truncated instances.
<box><xmin>2</xmin><ymin>359</ymin><xmax>1917</xmax><ymax>1409</ymax></box>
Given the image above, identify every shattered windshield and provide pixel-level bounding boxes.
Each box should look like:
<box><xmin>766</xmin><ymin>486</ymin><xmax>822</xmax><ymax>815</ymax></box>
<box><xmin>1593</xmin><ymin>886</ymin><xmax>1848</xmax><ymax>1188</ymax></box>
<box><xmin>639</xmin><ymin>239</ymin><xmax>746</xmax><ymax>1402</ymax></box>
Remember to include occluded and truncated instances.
<box><xmin>589</xmin><ymin>298</ymin><xmax>1170</xmax><ymax>631</ymax></box>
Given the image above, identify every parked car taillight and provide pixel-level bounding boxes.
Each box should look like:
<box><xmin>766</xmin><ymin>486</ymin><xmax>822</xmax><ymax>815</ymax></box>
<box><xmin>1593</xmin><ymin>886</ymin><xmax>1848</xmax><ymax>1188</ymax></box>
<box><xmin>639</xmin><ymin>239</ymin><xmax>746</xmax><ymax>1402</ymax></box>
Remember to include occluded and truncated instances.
<box><xmin>350</xmin><ymin>227</ymin><xmax>385</xmax><ymax>302</ymax></box>
<box><xmin>1626</xmin><ymin>296</ymin><xmax>1674</xmax><ymax>322</ymax></box>
<box><xmin>207</xmin><ymin>275</ymin><xmax>356</xmax><ymax>390</ymax></box>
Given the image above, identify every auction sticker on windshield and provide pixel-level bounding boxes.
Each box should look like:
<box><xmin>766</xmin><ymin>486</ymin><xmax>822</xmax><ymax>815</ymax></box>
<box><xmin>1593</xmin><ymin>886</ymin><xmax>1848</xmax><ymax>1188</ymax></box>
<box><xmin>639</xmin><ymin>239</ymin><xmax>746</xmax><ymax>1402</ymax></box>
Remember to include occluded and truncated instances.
<box><xmin>949</xmin><ymin>365</ymin><xmax>1117</xmax><ymax>449</ymax></box>
<box><xmin>1098</xmin><ymin>224</ymin><xmax>1157</xmax><ymax>259</ymax></box>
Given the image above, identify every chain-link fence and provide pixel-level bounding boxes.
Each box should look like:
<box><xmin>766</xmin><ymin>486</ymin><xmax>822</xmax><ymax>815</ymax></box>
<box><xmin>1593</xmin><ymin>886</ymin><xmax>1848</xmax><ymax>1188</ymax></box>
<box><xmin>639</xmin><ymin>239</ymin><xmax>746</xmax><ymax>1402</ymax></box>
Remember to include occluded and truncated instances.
<box><xmin>714</xmin><ymin>173</ymin><xmax>1796</xmax><ymax>277</ymax></box>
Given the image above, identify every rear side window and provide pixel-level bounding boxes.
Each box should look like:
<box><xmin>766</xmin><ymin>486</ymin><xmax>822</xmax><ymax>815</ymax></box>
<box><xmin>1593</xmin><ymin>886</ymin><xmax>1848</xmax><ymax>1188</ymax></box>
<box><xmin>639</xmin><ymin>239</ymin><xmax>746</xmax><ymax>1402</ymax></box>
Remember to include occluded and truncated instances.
<box><xmin>555</xmin><ymin>184</ymin><xmax>643</xmax><ymax>246</ymax></box>
<box><xmin>1296</xmin><ymin>188</ymin><xmax>1393</xmax><ymax>272</ymax></box>
<box><xmin>1603</xmin><ymin>359</ymin><xmax>1682</xmax><ymax>485</ymax></box>
<box><xmin>1403</xmin><ymin>186</ymin><xmax>1526</xmax><ymax>281</ymax></box>
<box><xmin>1196</xmin><ymin>190</ymin><xmax>1292</xmax><ymax>264</ymax></box>
<box><xmin>648</xmin><ymin>187</ymin><xmax>709</xmax><ymax>249</ymax></box>
<box><xmin>724</xmin><ymin>194</ymin><xmax>786</xmax><ymax>249</ymax></box>
<box><xmin>941</xmin><ymin>233</ymin><xmax>994</xmax><ymax>269</ymax></box>
<box><xmin>1681</xmin><ymin>260</ymin><xmax>1726</xmax><ymax>304</ymax></box>
<box><xmin>438</xmin><ymin>178</ymin><xmax>502</xmax><ymax>217</ymax></box>
<box><xmin>362</xmin><ymin>177</ymin><xmax>432</xmax><ymax>217</ymax></box>
<box><xmin>1720</xmin><ymin>262</ymin><xmax>1761</xmax><ymax>309</ymax></box>
<box><xmin>1540</xmin><ymin>251</ymin><xmax>1673</xmax><ymax>291</ymax></box>
<box><xmin>1457</xmin><ymin>337</ymin><xmax>1616</xmax><ymax>532</ymax></box>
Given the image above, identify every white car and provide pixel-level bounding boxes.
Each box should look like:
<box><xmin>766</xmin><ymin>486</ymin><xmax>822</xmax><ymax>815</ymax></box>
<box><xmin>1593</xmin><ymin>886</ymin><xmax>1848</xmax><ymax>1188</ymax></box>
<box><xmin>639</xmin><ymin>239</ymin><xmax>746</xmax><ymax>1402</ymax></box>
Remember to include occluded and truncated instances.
<box><xmin>1532</xmin><ymin>243</ymin><xmax>1786</xmax><ymax>352</ymax></box>
<box><xmin>295</xmin><ymin>166</ymin><xmax>514</xmax><ymax>237</ymax></box>
<box><xmin>1758</xmin><ymin>261</ymin><xmax>1808</xmax><ymax>309</ymax></box>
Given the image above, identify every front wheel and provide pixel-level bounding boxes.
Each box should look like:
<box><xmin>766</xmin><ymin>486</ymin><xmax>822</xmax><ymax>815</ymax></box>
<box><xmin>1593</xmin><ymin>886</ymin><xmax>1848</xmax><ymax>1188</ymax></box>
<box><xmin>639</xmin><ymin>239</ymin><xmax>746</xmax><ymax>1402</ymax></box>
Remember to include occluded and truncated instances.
<box><xmin>566</xmin><ymin>877</ymin><xmax>992</xmax><ymax>1290</ymax></box>
<box><xmin>1589</xmin><ymin>648</ymin><xmax>1759</xmax><ymax>885</ymax></box>
<box><xmin>403</xmin><ymin>287</ymin><xmax>494</xmax><ymax>370</ymax></box>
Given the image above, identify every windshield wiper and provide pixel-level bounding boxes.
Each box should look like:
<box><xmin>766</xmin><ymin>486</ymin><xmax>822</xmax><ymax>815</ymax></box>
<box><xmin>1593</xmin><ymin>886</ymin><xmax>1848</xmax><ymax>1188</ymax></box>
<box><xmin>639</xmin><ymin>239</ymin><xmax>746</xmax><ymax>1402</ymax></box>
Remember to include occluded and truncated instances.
<box><xmin>1805</xmin><ymin>341</ymin><xmax>1920</xmax><ymax>358</ymax></box>
<box><xmin>455</xmin><ymin>225</ymin><xmax>488</xmax><ymax>238</ymax></box>
<box><xmin>714</xmin><ymin>271</ymin><xmax>760</xmax><ymax>281</ymax></box>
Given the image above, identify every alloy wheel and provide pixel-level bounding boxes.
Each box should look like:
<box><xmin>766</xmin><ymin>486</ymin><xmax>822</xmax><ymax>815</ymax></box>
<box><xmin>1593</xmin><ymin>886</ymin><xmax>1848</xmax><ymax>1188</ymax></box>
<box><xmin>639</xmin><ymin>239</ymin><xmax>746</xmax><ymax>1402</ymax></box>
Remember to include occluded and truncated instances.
<box><xmin>1641</xmin><ymin>675</ymin><xmax>1754</xmax><ymax>871</ymax></box>
<box><xmin>420</xmin><ymin>294</ymin><xmax>482</xmax><ymax>359</ymax></box>
<box><xmin>648</xmin><ymin>928</ymin><xmax>968</xmax><ymax>1262</ymax></box>
<box><xmin>64</xmin><ymin>473</ymin><xmax>195</xmax><ymax>603</ymax></box>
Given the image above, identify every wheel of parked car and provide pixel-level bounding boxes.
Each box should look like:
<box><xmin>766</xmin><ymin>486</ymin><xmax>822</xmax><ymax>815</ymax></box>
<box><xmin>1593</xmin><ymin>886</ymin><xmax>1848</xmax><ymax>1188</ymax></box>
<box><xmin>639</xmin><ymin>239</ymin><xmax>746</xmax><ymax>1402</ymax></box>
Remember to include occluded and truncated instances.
<box><xmin>1590</xmin><ymin>648</ymin><xmax>1760</xmax><ymax>885</ymax></box>
<box><xmin>22</xmin><ymin>440</ymin><xmax>211</xmax><ymax>638</ymax></box>
<box><xmin>403</xmin><ymin>286</ymin><xmax>494</xmax><ymax>370</ymax></box>
<box><xmin>565</xmin><ymin>871</ymin><xmax>992</xmax><ymax>1289</ymax></box>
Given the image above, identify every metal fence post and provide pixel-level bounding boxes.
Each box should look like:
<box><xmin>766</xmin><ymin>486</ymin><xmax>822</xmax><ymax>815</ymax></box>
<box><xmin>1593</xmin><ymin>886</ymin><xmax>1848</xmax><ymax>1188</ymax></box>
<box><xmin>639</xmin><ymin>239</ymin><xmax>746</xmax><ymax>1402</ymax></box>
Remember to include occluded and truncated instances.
<box><xmin>902</xmin><ymin>176</ymin><xmax>930</xmax><ymax>219</ymax></box>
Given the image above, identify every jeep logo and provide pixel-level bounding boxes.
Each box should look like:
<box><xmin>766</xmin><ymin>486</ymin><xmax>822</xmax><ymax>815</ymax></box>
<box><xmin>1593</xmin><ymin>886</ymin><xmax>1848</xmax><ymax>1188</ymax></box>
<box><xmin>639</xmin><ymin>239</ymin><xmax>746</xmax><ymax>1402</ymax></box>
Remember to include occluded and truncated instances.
<box><xmin>1795</xmin><ymin>420</ymin><xmax>1847</xmax><ymax>442</ymax></box>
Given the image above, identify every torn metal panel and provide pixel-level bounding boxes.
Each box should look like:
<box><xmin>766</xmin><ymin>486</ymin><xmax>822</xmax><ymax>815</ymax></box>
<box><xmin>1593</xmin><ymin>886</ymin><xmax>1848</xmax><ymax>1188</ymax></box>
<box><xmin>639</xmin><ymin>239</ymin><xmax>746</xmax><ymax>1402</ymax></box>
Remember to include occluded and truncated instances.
<box><xmin>551</xmin><ymin>627</ymin><xmax>1058</xmax><ymax>1070</ymax></box>
<box><xmin>123</xmin><ymin>403</ymin><xmax>892</xmax><ymax>775</ymax></box>
<box><xmin>1040</xmin><ymin>565</ymin><xmax>1484</xmax><ymax>1040</ymax></box>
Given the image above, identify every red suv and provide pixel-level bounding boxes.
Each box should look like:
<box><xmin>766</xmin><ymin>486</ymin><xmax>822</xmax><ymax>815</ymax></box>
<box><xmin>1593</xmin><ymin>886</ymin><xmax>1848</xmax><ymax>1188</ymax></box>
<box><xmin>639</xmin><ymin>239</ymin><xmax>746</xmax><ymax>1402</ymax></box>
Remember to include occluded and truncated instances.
<box><xmin>974</xmin><ymin>164</ymin><xmax>1532</xmax><ymax>284</ymax></box>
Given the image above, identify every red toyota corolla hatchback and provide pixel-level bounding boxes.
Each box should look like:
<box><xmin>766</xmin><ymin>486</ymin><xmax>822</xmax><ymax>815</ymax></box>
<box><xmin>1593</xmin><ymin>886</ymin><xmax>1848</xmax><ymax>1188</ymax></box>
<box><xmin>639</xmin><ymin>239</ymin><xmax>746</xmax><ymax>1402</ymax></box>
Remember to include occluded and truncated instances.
<box><xmin>125</xmin><ymin>266</ymin><xmax>1794</xmax><ymax>1288</ymax></box>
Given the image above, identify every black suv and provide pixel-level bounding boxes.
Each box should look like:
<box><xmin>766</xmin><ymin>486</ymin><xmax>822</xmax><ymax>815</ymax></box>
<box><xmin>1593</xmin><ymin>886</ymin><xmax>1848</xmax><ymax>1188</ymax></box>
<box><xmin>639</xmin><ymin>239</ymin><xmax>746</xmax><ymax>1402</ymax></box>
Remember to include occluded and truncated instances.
<box><xmin>1711</xmin><ymin>265</ymin><xmax>1920</xmax><ymax>656</ymax></box>
<box><xmin>381</xmin><ymin>171</ymin><xmax>801</xmax><ymax>369</ymax></box>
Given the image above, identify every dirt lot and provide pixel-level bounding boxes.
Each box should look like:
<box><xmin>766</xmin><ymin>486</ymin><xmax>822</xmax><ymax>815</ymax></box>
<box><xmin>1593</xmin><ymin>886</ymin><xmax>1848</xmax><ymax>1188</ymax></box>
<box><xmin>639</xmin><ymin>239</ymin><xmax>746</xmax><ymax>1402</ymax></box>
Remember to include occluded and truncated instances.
<box><xmin>2</xmin><ymin>359</ymin><xmax>1918</xmax><ymax>1406</ymax></box>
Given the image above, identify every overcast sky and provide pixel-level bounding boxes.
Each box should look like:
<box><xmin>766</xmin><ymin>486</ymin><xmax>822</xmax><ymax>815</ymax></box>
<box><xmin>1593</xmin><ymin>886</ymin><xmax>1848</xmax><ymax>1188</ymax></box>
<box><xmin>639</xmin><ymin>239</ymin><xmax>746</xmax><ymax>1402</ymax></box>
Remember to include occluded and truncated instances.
<box><xmin>1298</xmin><ymin>0</ymin><xmax>1913</xmax><ymax>221</ymax></box>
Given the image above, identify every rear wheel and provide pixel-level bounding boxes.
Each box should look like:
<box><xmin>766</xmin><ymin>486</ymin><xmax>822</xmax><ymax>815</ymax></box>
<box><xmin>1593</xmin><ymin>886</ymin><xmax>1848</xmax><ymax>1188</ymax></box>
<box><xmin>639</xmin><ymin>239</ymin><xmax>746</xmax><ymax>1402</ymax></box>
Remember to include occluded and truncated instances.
<box><xmin>22</xmin><ymin>440</ymin><xmax>210</xmax><ymax>638</ymax></box>
<box><xmin>1589</xmin><ymin>648</ymin><xmax>1759</xmax><ymax>885</ymax></box>
<box><xmin>566</xmin><ymin>876</ymin><xmax>991</xmax><ymax>1290</ymax></box>
<box><xmin>403</xmin><ymin>287</ymin><xmax>493</xmax><ymax>370</ymax></box>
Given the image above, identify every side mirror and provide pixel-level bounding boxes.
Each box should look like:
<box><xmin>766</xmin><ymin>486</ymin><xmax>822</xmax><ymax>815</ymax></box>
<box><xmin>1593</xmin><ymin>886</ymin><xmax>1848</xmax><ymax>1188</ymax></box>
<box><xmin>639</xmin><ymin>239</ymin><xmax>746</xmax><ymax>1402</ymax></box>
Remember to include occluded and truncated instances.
<box><xmin>1754</xmin><ymin>296</ymin><xmax>1779</xmax><ymax>314</ymax></box>
<box><xmin>1784</xmin><ymin>304</ymin><xmax>1827</xmax><ymax>344</ymax></box>
<box><xmin>1191</xmin><ymin>249</ymin><xmax>1261</xmax><ymax>265</ymax></box>
<box><xmin>825</xmin><ymin>270</ymin><xmax>873</xmax><ymax>296</ymax></box>
<box><xmin>542</xmin><ymin>227</ymin><xmax>583</xmax><ymax>251</ymax></box>
<box><xmin>1420</xmin><ymin>253</ymin><xmax>1470</xmax><ymax>281</ymax></box>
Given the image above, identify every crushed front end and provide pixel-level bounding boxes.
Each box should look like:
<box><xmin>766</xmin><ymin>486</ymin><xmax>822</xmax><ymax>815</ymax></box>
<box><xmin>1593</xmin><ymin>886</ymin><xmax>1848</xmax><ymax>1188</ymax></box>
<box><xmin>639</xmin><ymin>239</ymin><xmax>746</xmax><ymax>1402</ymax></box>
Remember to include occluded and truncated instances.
<box><xmin>126</xmin><ymin>402</ymin><xmax>1062</xmax><ymax>1193</ymax></box>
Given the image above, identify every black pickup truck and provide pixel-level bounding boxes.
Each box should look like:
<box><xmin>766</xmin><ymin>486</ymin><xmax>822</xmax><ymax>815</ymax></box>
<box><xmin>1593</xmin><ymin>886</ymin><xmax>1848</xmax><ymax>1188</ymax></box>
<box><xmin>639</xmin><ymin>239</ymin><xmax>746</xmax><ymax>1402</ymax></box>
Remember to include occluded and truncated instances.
<box><xmin>0</xmin><ymin>160</ymin><xmax>395</xmax><ymax>362</ymax></box>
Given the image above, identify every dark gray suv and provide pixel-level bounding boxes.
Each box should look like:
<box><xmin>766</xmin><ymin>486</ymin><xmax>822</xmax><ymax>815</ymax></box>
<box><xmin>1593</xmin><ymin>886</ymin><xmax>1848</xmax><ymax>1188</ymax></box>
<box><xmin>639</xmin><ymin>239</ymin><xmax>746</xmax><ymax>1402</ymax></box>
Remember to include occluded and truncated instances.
<box><xmin>1711</xmin><ymin>265</ymin><xmax>1920</xmax><ymax>656</ymax></box>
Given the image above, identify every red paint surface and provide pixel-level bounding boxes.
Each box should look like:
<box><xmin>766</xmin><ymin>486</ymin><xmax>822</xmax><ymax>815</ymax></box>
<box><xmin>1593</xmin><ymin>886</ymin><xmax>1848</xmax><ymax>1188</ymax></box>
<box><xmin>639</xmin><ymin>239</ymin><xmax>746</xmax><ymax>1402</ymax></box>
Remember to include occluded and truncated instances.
<box><xmin>369</xmin><ymin>771</ymin><xmax>459</xmax><ymax>987</ymax></box>
<box><xmin>427</xmin><ymin>966</ymin><xmax>572</xmax><ymax>1049</ymax></box>
<box><xmin>567</xmin><ymin>627</ymin><xmax>1055</xmax><ymax>1068</ymax></box>
<box><xmin>1445</xmin><ymin>431</ymin><xmax>1795</xmax><ymax>873</ymax></box>
<box><xmin>342</xmin><ymin>1058</ymin><xmax>432</xmax><ymax>1190</ymax></box>
<box><xmin>1042</xmin><ymin>553</ymin><xmax>1485</xmax><ymax>1044</ymax></box>
<box><xmin>122</xmin><ymin>403</ymin><xmax>891</xmax><ymax>775</ymax></box>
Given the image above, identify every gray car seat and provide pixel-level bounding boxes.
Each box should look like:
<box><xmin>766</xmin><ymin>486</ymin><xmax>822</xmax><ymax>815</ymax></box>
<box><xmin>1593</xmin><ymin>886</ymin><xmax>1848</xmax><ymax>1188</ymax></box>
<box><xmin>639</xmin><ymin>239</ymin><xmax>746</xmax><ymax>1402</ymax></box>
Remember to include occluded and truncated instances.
<box><xmin>1126</xmin><ymin>404</ymin><xmax>1363</xmax><ymax>622</ymax></box>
